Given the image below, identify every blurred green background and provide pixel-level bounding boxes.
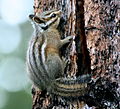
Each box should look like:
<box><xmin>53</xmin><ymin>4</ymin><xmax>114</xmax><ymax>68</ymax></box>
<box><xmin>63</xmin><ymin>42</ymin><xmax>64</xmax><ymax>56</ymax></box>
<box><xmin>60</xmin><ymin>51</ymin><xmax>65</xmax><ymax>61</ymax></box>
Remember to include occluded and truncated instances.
<box><xmin>0</xmin><ymin>0</ymin><xmax>34</xmax><ymax>109</ymax></box>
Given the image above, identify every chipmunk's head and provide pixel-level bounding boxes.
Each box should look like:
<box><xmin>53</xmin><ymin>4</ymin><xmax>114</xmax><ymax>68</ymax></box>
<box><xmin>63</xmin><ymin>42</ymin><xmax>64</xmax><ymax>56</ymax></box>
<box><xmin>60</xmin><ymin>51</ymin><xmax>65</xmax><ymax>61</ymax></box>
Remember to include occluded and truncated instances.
<box><xmin>29</xmin><ymin>9</ymin><xmax>61</xmax><ymax>32</ymax></box>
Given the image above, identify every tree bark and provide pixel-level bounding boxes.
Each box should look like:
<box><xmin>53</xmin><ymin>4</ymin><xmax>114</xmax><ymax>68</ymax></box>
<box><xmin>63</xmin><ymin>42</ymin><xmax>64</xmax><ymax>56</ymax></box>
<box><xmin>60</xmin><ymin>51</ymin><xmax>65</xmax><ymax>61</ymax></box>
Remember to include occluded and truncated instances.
<box><xmin>31</xmin><ymin>0</ymin><xmax>120</xmax><ymax>108</ymax></box>
<box><xmin>84</xmin><ymin>0</ymin><xmax>120</xmax><ymax>108</ymax></box>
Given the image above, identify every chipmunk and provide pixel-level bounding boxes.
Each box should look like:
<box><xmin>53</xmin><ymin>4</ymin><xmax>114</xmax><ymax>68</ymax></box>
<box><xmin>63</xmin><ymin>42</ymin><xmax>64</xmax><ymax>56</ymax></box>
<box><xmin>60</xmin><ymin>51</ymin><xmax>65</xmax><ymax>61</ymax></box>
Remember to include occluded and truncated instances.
<box><xmin>26</xmin><ymin>9</ymin><xmax>91</xmax><ymax>99</ymax></box>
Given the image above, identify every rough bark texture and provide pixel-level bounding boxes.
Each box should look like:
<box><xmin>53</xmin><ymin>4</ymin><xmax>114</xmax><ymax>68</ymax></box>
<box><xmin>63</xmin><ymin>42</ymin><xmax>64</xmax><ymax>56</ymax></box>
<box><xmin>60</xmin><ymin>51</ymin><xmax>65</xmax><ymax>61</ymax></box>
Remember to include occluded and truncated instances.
<box><xmin>84</xmin><ymin>0</ymin><xmax>120</xmax><ymax>108</ymax></box>
<box><xmin>31</xmin><ymin>0</ymin><xmax>120</xmax><ymax>108</ymax></box>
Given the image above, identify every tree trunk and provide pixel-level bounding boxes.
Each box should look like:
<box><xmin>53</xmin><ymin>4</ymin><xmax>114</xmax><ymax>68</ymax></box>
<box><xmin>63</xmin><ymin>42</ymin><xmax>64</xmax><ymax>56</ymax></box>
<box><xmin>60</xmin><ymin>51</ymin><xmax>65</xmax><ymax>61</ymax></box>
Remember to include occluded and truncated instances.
<box><xmin>31</xmin><ymin>0</ymin><xmax>120</xmax><ymax>108</ymax></box>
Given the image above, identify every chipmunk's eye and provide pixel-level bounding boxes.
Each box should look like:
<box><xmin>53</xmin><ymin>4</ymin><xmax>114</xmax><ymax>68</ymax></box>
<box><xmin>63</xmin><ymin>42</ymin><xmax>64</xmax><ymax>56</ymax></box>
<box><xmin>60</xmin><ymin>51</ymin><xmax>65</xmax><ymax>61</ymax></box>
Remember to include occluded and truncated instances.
<box><xmin>34</xmin><ymin>16</ymin><xmax>45</xmax><ymax>24</ymax></box>
<box><xmin>51</xmin><ymin>13</ymin><xmax>56</xmax><ymax>18</ymax></box>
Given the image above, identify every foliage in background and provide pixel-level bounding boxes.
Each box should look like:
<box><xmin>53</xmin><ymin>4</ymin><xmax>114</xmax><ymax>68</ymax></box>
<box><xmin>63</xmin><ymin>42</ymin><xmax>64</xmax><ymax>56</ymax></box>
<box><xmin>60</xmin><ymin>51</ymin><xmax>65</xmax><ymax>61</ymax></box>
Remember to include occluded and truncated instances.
<box><xmin>0</xmin><ymin>0</ymin><xmax>33</xmax><ymax>109</ymax></box>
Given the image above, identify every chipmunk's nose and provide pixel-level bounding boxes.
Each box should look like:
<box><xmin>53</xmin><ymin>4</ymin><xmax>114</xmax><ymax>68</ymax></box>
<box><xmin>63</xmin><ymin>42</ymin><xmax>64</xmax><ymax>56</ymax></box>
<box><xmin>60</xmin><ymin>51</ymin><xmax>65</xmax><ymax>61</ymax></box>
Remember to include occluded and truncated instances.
<box><xmin>29</xmin><ymin>14</ymin><xmax>35</xmax><ymax>20</ymax></box>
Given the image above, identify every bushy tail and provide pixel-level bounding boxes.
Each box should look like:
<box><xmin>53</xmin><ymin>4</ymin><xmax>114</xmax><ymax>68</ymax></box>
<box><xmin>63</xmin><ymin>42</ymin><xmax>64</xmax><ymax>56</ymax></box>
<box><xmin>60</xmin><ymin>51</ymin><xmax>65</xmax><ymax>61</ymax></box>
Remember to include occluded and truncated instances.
<box><xmin>52</xmin><ymin>74</ymin><xmax>91</xmax><ymax>99</ymax></box>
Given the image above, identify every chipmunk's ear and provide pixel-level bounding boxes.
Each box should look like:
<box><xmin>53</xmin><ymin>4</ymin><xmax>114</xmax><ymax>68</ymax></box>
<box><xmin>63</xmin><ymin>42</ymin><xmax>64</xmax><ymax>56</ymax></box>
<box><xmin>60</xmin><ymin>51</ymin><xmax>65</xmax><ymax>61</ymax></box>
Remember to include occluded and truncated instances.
<box><xmin>29</xmin><ymin>14</ymin><xmax>45</xmax><ymax>24</ymax></box>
